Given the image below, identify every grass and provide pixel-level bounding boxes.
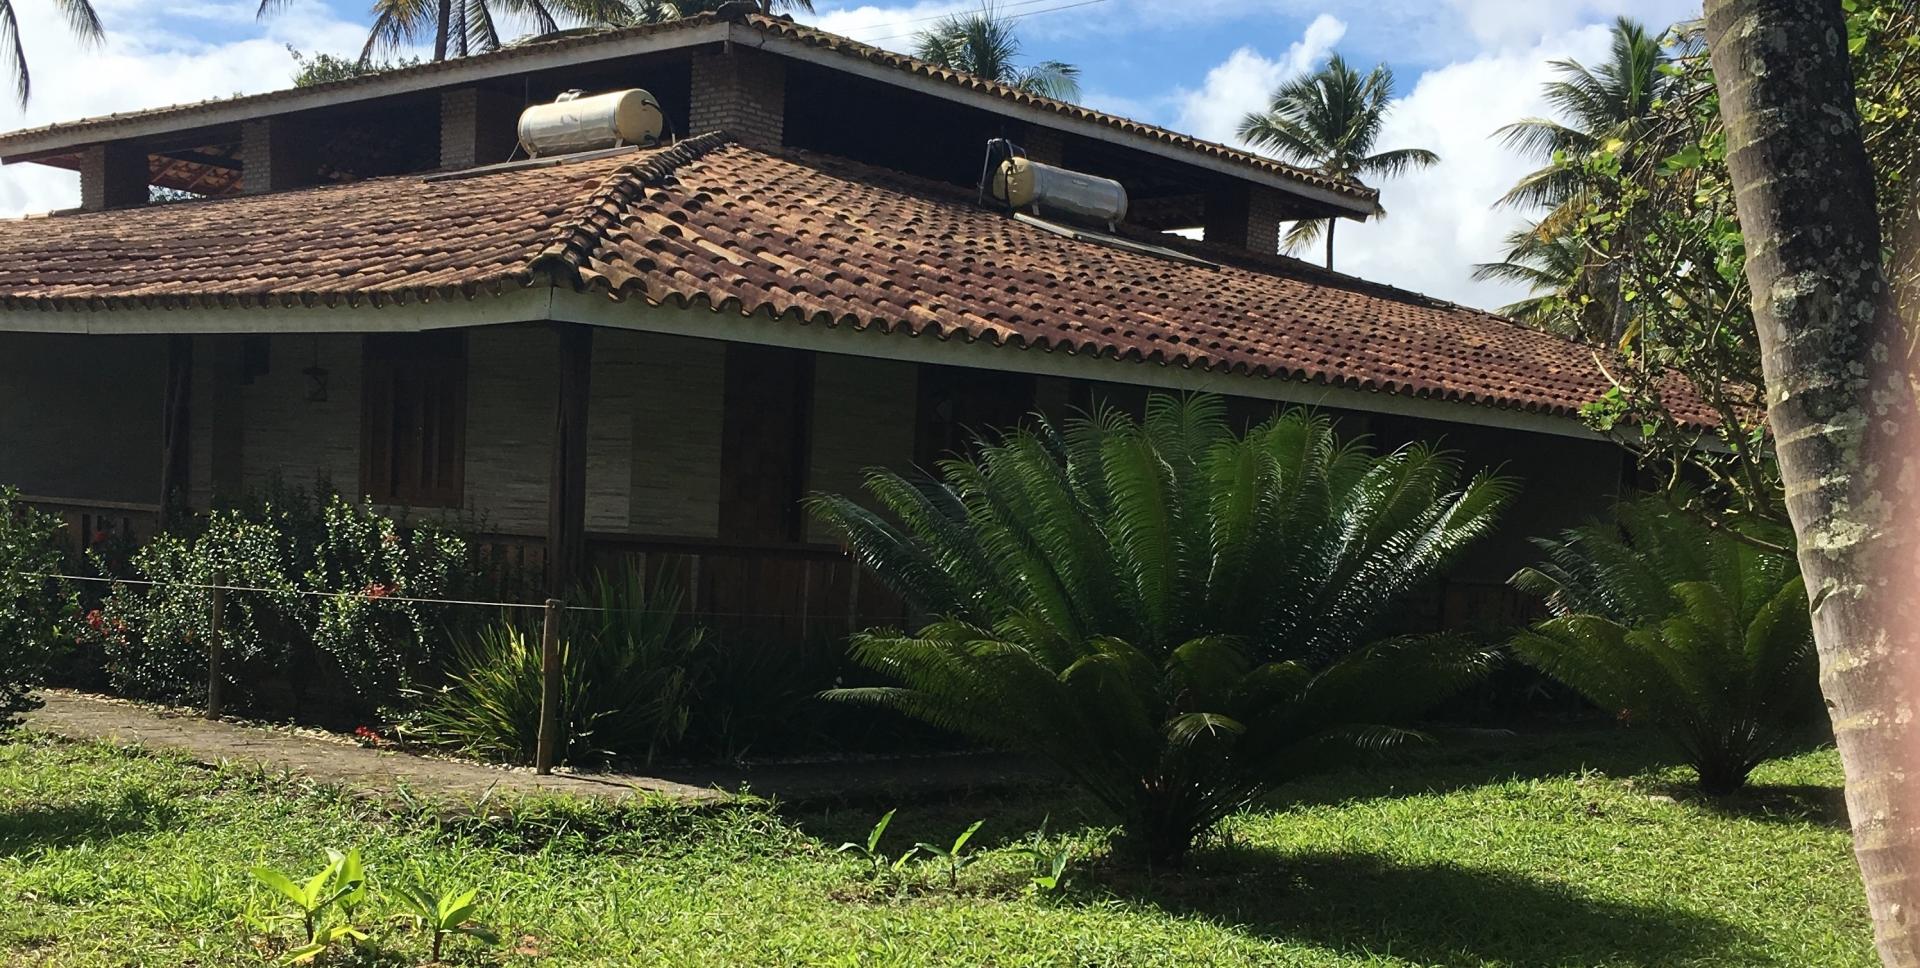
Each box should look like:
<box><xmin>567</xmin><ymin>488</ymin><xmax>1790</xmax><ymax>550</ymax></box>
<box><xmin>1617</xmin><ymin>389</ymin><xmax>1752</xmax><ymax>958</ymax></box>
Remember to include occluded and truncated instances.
<box><xmin>0</xmin><ymin>726</ymin><xmax>1873</xmax><ymax>967</ymax></box>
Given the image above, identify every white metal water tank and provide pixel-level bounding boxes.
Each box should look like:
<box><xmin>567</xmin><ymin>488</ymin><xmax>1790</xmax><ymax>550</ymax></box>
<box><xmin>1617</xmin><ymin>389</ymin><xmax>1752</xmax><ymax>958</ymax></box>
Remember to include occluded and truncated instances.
<box><xmin>990</xmin><ymin>156</ymin><xmax>1129</xmax><ymax>226</ymax></box>
<box><xmin>517</xmin><ymin>89</ymin><xmax>665</xmax><ymax>157</ymax></box>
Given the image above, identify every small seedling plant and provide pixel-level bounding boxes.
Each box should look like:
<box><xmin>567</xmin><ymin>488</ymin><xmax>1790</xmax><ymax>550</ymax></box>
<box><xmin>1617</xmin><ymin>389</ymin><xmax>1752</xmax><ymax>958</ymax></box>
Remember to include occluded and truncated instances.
<box><xmin>1019</xmin><ymin>820</ymin><xmax>1074</xmax><ymax>896</ymax></box>
<box><xmin>836</xmin><ymin>808</ymin><xmax>917</xmax><ymax>880</ymax></box>
<box><xmin>398</xmin><ymin>877</ymin><xmax>498</xmax><ymax>964</ymax></box>
<box><xmin>916</xmin><ymin>820</ymin><xmax>984</xmax><ymax>888</ymax></box>
<box><xmin>250</xmin><ymin>848</ymin><xmax>369</xmax><ymax>963</ymax></box>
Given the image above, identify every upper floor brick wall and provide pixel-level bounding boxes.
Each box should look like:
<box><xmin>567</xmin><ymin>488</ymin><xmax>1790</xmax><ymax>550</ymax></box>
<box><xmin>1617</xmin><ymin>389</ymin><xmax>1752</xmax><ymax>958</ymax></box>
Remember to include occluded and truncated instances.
<box><xmin>688</xmin><ymin>47</ymin><xmax>786</xmax><ymax>147</ymax></box>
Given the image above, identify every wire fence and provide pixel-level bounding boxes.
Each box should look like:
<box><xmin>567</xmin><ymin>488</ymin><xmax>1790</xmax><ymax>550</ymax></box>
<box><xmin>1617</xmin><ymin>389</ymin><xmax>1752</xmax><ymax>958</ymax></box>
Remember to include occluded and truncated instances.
<box><xmin>7</xmin><ymin>570</ymin><xmax>864</xmax><ymax>621</ymax></box>
<box><xmin>8</xmin><ymin>566</ymin><xmax>890</xmax><ymax>775</ymax></box>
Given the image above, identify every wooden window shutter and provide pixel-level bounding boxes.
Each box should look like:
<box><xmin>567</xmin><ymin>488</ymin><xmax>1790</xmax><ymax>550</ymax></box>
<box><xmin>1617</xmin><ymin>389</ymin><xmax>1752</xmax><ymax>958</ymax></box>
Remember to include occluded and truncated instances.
<box><xmin>362</xmin><ymin>332</ymin><xmax>467</xmax><ymax>508</ymax></box>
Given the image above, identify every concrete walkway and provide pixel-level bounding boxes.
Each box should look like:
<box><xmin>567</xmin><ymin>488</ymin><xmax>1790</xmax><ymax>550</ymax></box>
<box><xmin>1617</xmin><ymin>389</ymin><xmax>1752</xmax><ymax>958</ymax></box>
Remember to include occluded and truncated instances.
<box><xmin>20</xmin><ymin>690</ymin><xmax>1041</xmax><ymax>807</ymax></box>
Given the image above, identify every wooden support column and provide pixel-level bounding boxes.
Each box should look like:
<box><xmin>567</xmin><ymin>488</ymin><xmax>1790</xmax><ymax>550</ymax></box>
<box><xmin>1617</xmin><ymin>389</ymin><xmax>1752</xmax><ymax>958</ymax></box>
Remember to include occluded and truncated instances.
<box><xmin>547</xmin><ymin>323</ymin><xmax>593</xmax><ymax>595</ymax></box>
<box><xmin>158</xmin><ymin>335</ymin><xmax>193</xmax><ymax>525</ymax></box>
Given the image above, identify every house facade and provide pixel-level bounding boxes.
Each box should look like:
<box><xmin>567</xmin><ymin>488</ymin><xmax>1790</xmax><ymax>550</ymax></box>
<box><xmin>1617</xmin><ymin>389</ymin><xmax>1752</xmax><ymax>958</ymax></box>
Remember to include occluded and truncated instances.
<box><xmin>0</xmin><ymin>10</ymin><xmax>1680</xmax><ymax>636</ymax></box>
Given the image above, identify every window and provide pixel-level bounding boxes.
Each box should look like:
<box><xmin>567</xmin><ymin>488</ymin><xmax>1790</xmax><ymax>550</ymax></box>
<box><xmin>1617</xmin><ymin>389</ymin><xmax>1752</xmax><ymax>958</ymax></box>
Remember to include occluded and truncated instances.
<box><xmin>362</xmin><ymin>332</ymin><xmax>466</xmax><ymax>507</ymax></box>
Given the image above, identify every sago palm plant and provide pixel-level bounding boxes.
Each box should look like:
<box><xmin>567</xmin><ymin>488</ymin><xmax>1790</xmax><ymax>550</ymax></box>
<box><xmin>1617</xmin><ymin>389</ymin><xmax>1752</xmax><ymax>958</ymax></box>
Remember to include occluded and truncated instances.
<box><xmin>1510</xmin><ymin>500</ymin><xmax>1819</xmax><ymax>794</ymax></box>
<box><xmin>810</xmin><ymin>394</ymin><xmax>1514</xmax><ymax>864</ymax></box>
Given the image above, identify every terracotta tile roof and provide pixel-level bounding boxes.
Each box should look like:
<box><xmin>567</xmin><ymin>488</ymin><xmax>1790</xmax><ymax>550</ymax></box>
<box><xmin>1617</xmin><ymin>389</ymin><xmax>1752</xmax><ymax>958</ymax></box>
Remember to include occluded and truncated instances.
<box><xmin>0</xmin><ymin>135</ymin><xmax>1702</xmax><ymax>427</ymax></box>
<box><xmin>0</xmin><ymin>11</ymin><xmax>1374</xmax><ymax>211</ymax></box>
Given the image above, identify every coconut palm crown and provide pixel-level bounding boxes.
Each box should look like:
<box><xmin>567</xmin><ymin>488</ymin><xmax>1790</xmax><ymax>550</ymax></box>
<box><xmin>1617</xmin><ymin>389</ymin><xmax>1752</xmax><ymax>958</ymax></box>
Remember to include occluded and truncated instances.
<box><xmin>1494</xmin><ymin>17</ymin><xmax>1682</xmax><ymax>214</ymax></box>
<box><xmin>912</xmin><ymin>9</ymin><xmax>1079</xmax><ymax>102</ymax></box>
<box><xmin>1</xmin><ymin>0</ymin><xmax>104</xmax><ymax>105</ymax></box>
<box><xmin>1235</xmin><ymin>53</ymin><xmax>1437</xmax><ymax>269</ymax></box>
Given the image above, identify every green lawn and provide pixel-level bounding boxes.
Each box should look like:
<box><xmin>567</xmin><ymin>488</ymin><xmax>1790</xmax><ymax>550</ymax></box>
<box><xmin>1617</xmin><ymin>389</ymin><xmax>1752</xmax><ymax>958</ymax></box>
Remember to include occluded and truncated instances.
<box><xmin>0</xmin><ymin>727</ymin><xmax>1872</xmax><ymax>967</ymax></box>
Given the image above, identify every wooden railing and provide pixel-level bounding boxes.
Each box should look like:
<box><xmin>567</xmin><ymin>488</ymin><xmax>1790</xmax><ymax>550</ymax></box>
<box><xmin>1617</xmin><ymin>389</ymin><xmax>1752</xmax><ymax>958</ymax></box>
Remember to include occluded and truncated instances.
<box><xmin>468</xmin><ymin>531</ymin><xmax>907</xmax><ymax>644</ymax></box>
<box><xmin>17</xmin><ymin>493</ymin><xmax>160</xmax><ymax>557</ymax></box>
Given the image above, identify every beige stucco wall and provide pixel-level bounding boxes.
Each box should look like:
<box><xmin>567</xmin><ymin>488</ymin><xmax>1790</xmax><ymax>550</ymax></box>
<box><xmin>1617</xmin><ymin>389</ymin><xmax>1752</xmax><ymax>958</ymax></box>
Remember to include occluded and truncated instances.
<box><xmin>0</xmin><ymin>333</ymin><xmax>165</xmax><ymax>504</ymax></box>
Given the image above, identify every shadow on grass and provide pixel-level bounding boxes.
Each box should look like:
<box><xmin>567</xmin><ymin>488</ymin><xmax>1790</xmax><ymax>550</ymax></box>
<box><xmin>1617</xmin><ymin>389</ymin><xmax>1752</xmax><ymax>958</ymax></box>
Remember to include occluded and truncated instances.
<box><xmin>1272</xmin><ymin>725</ymin><xmax>1691</xmax><ymax>810</ymax></box>
<box><xmin>0</xmin><ymin>787</ymin><xmax>183</xmax><ymax>858</ymax></box>
<box><xmin>1682</xmin><ymin>783</ymin><xmax>1850</xmax><ymax>829</ymax></box>
<box><xmin>1108</xmin><ymin>849</ymin><xmax>1754</xmax><ymax>968</ymax></box>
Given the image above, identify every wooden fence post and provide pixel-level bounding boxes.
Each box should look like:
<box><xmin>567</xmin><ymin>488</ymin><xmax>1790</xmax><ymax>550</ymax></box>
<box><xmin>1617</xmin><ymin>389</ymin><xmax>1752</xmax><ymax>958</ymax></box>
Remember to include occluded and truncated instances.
<box><xmin>535</xmin><ymin>598</ymin><xmax>563</xmax><ymax>775</ymax></box>
<box><xmin>205</xmin><ymin>571</ymin><xmax>224</xmax><ymax>720</ymax></box>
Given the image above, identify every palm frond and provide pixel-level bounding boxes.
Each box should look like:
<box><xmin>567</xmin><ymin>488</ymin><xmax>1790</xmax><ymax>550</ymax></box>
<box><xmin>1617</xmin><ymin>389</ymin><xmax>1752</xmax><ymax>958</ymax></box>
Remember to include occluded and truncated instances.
<box><xmin>1509</xmin><ymin>498</ymin><xmax>1817</xmax><ymax>793</ymax></box>
<box><xmin>810</xmin><ymin>393</ymin><xmax>1511</xmax><ymax>864</ymax></box>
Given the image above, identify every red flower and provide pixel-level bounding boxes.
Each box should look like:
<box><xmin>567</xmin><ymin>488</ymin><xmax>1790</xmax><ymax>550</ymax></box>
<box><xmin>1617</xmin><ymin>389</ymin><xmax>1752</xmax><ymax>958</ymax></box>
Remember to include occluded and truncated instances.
<box><xmin>362</xmin><ymin>582</ymin><xmax>391</xmax><ymax>600</ymax></box>
<box><xmin>353</xmin><ymin>725</ymin><xmax>385</xmax><ymax>746</ymax></box>
<box><xmin>84</xmin><ymin>609</ymin><xmax>105</xmax><ymax>631</ymax></box>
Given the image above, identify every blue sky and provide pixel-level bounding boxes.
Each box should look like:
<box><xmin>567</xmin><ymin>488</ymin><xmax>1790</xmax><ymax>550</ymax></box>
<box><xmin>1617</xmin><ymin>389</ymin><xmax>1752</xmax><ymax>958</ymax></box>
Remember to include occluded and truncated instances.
<box><xmin>0</xmin><ymin>0</ymin><xmax>1701</xmax><ymax>309</ymax></box>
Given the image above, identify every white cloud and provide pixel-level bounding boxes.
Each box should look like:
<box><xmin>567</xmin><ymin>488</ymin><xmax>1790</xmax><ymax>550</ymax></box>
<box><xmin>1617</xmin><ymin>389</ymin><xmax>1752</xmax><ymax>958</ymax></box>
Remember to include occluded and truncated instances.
<box><xmin>1322</xmin><ymin>24</ymin><xmax>1623</xmax><ymax>310</ymax></box>
<box><xmin>1447</xmin><ymin>0</ymin><xmax>1701</xmax><ymax>50</ymax></box>
<box><xmin>807</xmin><ymin>0</ymin><xmax>974</xmax><ymax>51</ymax></box>
<box><xmin>1171</xmin><ymin>13</ymin><xmax>1344</xmax><ymax>145</ymax></box>
<box><xmin>0</xmin><ymin>0</ymin><xmax>398</xmax><ymax>216</ymax></box>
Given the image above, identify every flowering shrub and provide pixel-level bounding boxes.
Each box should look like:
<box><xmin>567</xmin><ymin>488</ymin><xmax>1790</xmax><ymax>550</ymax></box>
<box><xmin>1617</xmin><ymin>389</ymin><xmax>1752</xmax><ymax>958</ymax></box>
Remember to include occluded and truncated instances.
<box><xmin>89</xmin><ymin>512</ymin><xmax>298</xmax><ymax>706</ymax></box>
<box><xmin>303</xmin><ymin>496</ymin><xmax>467</xmax><ymax>705</ymax></box>
<box><xmin>81</xmin><ymin>489</ymin><xmax>469</xmax><ymax>716</ymax></box>
<box><xmin>0</xmin><ymin>487</ymin><xmax>72</xmax><ymax>724</ymax></box>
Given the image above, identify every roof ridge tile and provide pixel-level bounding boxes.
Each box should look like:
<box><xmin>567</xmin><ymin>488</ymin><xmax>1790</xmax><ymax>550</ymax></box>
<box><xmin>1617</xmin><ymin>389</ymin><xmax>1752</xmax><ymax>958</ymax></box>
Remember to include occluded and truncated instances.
<box><xmin>529</xmin><ymin>132</ymin><xmax>736</xmax><ymax>284</ymax></box>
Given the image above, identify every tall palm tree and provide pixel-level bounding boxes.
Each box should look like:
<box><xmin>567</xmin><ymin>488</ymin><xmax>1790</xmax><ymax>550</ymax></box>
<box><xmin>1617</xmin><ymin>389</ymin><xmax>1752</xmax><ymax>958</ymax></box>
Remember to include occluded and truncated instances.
<box><xmin>619</xmin><ymin>0</ymin><xmax>812</xmax><ymax>24</ymax></box>
<box><xmin>1495</xmin><ymin>17</ymin><xmax>1680</xmax><ymax>215</ymax></box>
<box><xmin>912</xmin><ymin>8</ymin><xmax>1079</xmax><ymax>102</ymax></box>
<box><xmin>1470</xmin><ymin>224</ymin><xmax>1611</xmax><ymax>339</ymax></box>
<box><xmin>1487</xmin><ymin>19</ymin><xmax>1686</xmax><ymax>339</ymax></box>
<box><xmin>1</xmin><ymin>0</ymin><xmax>104</xmax><ymax>105</ymax></box>
<box><xmin>1235</xmin><ymin>54</ymin><xmax>1436</xmax><ymax>270</ymax></box>
<box><xmin>259</xmin><ymin>0</ymin><xmax>638</xmax><ymax>66</ymax></box>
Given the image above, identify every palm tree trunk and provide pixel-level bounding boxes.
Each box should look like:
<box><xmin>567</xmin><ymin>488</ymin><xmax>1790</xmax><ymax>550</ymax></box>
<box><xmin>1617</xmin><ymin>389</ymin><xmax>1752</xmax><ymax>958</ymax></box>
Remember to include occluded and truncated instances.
<box><xmin>433</xmin><ymin>0</ymin><xmax>451</xmax><ymax>61</ymax></box>
<box><xmin>1324</xmin><ymin>219</ymin><xmax>1335</xmax><ymax>270</ymax></box>
<box><xmin>1706</xmin><ymin>1</ymin><xmax>1920</xmax><ymax>964</ymax></box>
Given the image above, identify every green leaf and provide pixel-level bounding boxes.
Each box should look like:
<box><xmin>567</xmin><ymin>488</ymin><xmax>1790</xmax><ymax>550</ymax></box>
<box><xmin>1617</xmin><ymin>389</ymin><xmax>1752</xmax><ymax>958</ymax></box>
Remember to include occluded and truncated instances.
<box><xmin>866</xmin><ymin>808</ymin><xmax>896</xmax><ymax>854</ymax></box>
<box><xmin>1660</xmin><ymin>143</ymin><xmax>1705</xmax><ymax>173</ymax></box>
<box><xmin>951</xmin><ymin>820</ymin><xmax>984</xmax><ymax>854</ymax></box>
<box><xmin>458</xmin><ymin>924</ymin><xmax>501</xmax><ymax>944</ymax></box>
<box><xmin>284</xmin><ymin>943</ymin><xmax>327</xmax><ymax>964</ymax></box>
<box><xmin>251</xmin><ymin>867</ymin><xmax>308</xmax><ymax>908</ymax></box>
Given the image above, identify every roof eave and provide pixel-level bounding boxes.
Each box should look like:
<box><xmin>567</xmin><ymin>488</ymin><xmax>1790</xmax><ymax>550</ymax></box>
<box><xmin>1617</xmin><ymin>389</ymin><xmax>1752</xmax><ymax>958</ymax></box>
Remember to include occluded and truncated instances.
<box><xmin>732</xmin><ymin>23</ymin><xmax>1377</xmax><ymax>217</ymax></box>
<box><xmin>0</xmin><ymin>17</ymin><xmax>1375</xmax><ymax>215</ymax></box>
<box><xmin>0</xmin><ymin>288</ymin><xmax>1609</xmax><ymax>442</ymax></box>
<box><xmin>0</xmin><ymin>19</ymin><xmax>735</xmax><ymax>163</ymax></box>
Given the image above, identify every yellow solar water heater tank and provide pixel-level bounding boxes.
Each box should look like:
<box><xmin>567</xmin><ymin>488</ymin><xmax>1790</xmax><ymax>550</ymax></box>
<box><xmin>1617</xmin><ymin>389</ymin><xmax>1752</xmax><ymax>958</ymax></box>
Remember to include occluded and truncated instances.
<box><xmin>517</xmin><ymin>89</ymin><xmax>664</xmax><ymax>157</ymax></box>
<box><xmin>990</xmin><ymin>156</ymin><xmax>1129</xmax><ymax>227</ymax></box>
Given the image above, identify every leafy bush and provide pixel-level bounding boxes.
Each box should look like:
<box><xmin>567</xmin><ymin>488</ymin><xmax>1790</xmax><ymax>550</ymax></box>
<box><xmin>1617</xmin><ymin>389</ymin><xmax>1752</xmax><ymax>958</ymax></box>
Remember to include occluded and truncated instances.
<box><xmin>0</xmin><ymin>487</ymin><xmax>71</xmax><ymax>724</ymax></box>
<box><xmin>1510</xmin><ymin>499</ymin><xmax>1820</xmax><ymax>793</ymax></box>
<box><xmin>91</xmin><ymin>512</ymin><xmax>299</xmax><ymax>706</ymax></box>
<box><xmin>82</xmin><ymin>490</ymin><xmax>468</xmax><ymax>715</ymax></box>
<box><xmin>408</xmin><ymin>567</ymin><xmax>708</xmax><ymax>764</ymax></box>
<box><xmin>809</xmin><ymin>393</ymin><xmax>1513</xmax><ymax>864</ymax></box>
